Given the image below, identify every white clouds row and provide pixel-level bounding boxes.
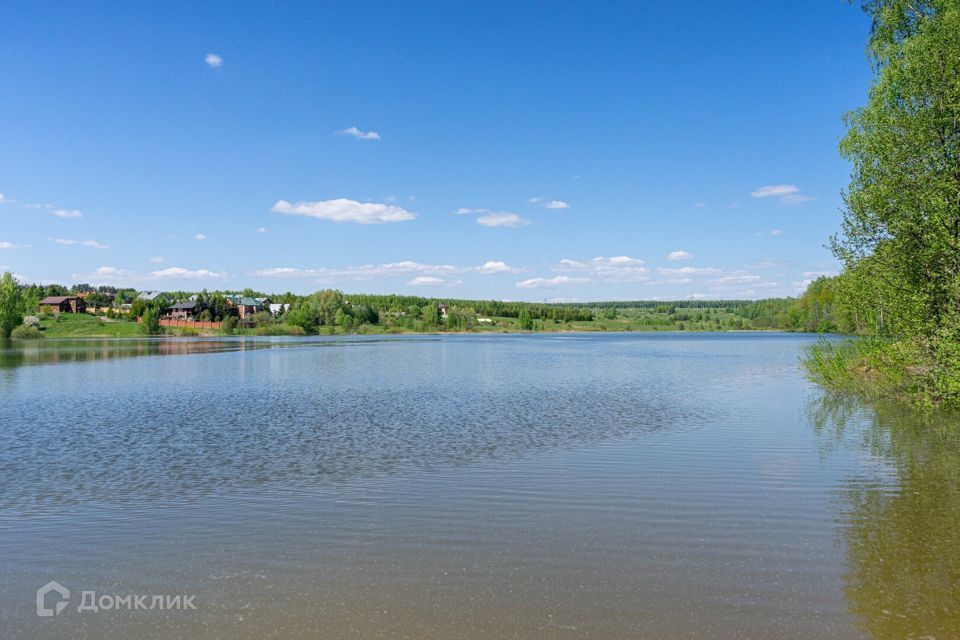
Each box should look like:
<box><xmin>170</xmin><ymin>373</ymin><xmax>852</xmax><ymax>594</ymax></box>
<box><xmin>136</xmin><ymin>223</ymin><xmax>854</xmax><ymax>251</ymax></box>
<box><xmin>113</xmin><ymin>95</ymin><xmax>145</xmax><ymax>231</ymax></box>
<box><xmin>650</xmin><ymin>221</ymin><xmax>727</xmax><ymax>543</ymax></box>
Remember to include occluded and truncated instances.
<box><xmin>254</xmin><ymin>259</ymin><xmax>522</xmax><ymax>281</ymax></box>
<box><xmin>516</xmin><ymin>275</ymin><xmax>589</xmax><ymax>289</ymax></box>
<box><xmin>0</xmin><ymin>192</ymin><xmax>84</xmax><ymax>218</ymax></box>
<box><xmin>80</xmin><ymin>265</ymin><xmax>227</xmax><ymax>284</ymax></box>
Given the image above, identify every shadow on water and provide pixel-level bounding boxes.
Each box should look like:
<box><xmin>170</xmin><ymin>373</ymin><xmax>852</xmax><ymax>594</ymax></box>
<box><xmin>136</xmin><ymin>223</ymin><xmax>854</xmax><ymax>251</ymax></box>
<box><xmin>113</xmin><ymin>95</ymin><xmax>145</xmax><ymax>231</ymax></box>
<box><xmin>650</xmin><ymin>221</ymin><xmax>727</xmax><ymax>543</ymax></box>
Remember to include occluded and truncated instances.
<box><xmin>807</xmin><ymin>394</ymin><xmax>960</xmax><ymax>639</ymax></box>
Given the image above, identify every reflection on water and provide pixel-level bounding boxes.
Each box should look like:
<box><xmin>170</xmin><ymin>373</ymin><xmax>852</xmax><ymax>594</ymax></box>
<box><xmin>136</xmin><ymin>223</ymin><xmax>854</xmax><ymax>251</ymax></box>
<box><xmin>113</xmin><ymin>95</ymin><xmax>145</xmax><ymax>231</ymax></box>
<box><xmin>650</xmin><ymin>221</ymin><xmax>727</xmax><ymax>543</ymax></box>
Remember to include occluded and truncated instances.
<box><xmin>809</xmin><ymin>396</ymin><xmax>960</xmax><ymax>639</ymax></box>
<box><xmin>0</xmin><ymin>336</ymin><xmax>700</xmax><ymax>510</ymax></box>
<box><xmin>0</xmin><ymin>336</ymin><xmax>427</xmax><ymax>369</ymax></box>
<box><xmin>0</xmin><ymin>334</ymin><xmax>957</xmax><ymax>639</ymax></box>
<box><xmin>0</xmin><ymin>338</ymin><xmax>273</xmax><ymax>369</ymax></box>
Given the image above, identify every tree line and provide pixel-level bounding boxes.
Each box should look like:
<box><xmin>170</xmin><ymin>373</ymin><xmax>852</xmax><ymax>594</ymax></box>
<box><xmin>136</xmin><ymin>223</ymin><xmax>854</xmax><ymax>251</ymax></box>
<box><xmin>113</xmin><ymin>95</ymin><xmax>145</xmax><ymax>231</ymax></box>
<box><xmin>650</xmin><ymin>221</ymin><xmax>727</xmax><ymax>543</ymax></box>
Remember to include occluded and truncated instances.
<box><xmin>803</xmin><ymin>0</ymin><xmax>960</xmax><ymax>406</ymax></box>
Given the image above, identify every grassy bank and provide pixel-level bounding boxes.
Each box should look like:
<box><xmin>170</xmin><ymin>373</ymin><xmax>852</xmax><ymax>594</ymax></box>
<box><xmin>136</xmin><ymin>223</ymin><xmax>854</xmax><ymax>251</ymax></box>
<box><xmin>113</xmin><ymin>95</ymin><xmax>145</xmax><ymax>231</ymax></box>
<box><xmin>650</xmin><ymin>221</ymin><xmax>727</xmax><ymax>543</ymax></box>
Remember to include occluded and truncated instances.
<box><xmin>804</xmin><ymin>336</ymin><xmax>960</xmax><ymax>408</ymax></box>
<box><xmin>35</xmin><ymin>313</ymin><xmax>144</xmax><ymax>338</ymax></box>
<box><xmin>20</xmin><ymin>311</ymin><xmax>789</xmax><ymax>340</ymax></box>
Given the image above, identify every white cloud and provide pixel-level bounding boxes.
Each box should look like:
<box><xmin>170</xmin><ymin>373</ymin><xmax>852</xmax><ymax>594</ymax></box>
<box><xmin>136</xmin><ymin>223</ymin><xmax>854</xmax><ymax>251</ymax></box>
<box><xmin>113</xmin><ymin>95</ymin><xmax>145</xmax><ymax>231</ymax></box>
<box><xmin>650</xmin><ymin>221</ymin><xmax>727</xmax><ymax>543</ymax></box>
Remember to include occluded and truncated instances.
<box><xmin>256</xmin><ymin>226</ymin><xmax>268</xmax><ymax>233</ymax></box>
<box><xmin>194</xmin><ymin>233</ymin><xmax>207</xmax><ymax>241</ymax></box>
<box><xmin>692</xmin><ymin>202</ymin><xmax>707</xmax><ymax>208</ymax></box>
<box><xmin>476</xmin><ymin>212</ymin><xmax>530</xmax><ymax>228</ymax></box>
<box><xmin>801</xmin><ymin>270</ymin><xmax>838</xmax><ymax>278</ymax></box>
<box><xmin>475</xmin><ymin>260</ymin><xmax>520</xmax><ymax>274</ymax></box>
<box><xmin>255</xmin><ymin>259</ymin><xmax>528</xmax><ymax>282</ymax></box>
<box><xmin>151</xmin><ymin>267</ymin><xmax>226</xmax><ymax>280</ymax></box>
<box><xmin>555</xmin><ymin>256</ymin><xmax>650</xmax><ymax>282</ymax></box>
<box><xmin>529</xmin><ymin>197</ymin><xmax>570</xmax><ymax>209</ymax></box>
<box><xmin>770</xmin><ymin>229</ymin><xmax>783</xmax><ymax>236</ymax></box>
<box><xmin>254</xmin><ymin>260</ymin><xmax>461</xmax><ymax>280</ymax></box>
<box><xmin>0</xmin><ymin>193</ymin><xmax>8</xmax><ymax>204</ymax></box>
<box><xmin>336</xmin><ymin>126</ymin><xmax>381</xmax><ymax>141</ymax></box>
<box><xmin>708</xmin><ymin>274</ymin><xmax>763</xmax><ymax>286</ymax></box>
<box><xmin>0</xmin><ymin>241</ymin><xmax>22</xmax><ymax>250</ymax></box>
<box><xmin>516</xmin><ymin>275</ymin><xmax>589</xmax><ymax>289</ymax></box>
<box><xmin>272</xmin><ymin>198</ymin><xmax>415</xmax><ymax>224</ymax></box>
<box><xmin>750</xmin><ymin>184</ymin><xmax>798</xmax><ymax>198</ymax></box>
<box><xmin>149</xmin><ymin>256</ymin><xmax>165</xmax><ymax>263</ymax></box>
<box><xmin>750</xmin><ymin>184</ymin><xmax>812</xmax><ymax>205</ymax></box>
<box><xmin>205</xmin><ymin>53</ymin><xmax>223</xmax><ymax>68</ymax></box>
<box><xmin>93</xmin><ymin>266</ymin><xmax>133</xmax><ymax>278</ymax></box>
<box><xmin>657</xmin><ymin>266</ymin><xmax>721</xmax><ymax>276</ymax></box>
<box><xmin>407</xmin><ymin>276</ymin><xmax>461</xmax><ymax>287</ymax></box>
<box><xmin>457</xmin><ymin>207</ymin><xmax>530</xmax><ymax>227</ymax></box>
<box><xmin>52</xmin><ymin>238</ymin><xmax>110</xmax><ymax>250</ymax></box>
<box><xmin>52</xmin><ymin>208</ymin><xmax>82</xmax><ymax>219</ymax></box>
<box><xmin>667</xmin><ymin>250</ymin><xmax>692</xmax><ymax>261</ymax></box>
<box><xmin>71</xmin><ymin>265</ymin><xmax>225</xmax><ymax>285</ymax></box>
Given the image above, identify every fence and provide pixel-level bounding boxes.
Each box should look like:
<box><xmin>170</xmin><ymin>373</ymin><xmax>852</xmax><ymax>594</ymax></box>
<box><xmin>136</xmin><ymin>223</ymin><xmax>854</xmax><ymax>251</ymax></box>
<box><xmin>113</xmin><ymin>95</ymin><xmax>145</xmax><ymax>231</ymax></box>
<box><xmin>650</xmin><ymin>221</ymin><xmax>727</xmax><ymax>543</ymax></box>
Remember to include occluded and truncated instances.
<box><xmin>157</xmin><ymin>318</ymin><xmax>222</xmax><ymax>329</ymax></box>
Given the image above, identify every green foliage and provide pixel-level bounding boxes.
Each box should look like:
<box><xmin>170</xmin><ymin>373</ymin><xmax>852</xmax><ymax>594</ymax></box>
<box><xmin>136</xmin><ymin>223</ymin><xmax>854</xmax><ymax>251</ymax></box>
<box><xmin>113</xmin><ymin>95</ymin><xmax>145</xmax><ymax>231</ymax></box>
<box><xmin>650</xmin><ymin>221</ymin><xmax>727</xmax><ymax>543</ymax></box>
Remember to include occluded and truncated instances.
<box><xmin>221</xmin><ymin>315</ymin><xmax>238</xmax><ymax>335</ymax></box>
<box><xmin>518</xmin><ymin>308</ymin><xmax>534</xmax><ymax>330</ymax></box>
<box><xmin>446</xmin><ymin>306</ymin><xmax>476</xmax><ymax>331</ymax></box>
<box><xmin>0</xmin><ymin>272</ymin><xmax>24</xmax><ymax>338</ymax></box>
<box><xmin>834</xmin><ymin>0</ymin><xmax>960</xmax><ymax>336</ymax></box>
<box><xmin>805</xmin><ymin>1</ymin><xmax>960</xmax><ymax>406</ymax></box>
<box><xmin>35</xmin><ymin>313</ymin><xmax>142</xmax><ymax>338</ymax></box>
<box><xmin>10</xmin><ymin>324</ymin><xmax>42</xmax><ymax>339</ymax></box>
<box><xmin>253</xmin><ymin>324</ymin><xmax>306</xmax><ymax>336</ymax></box>
<box><xmin>140</xmin><ymin>308</ymin><xmax>161</xmax><ymax>335</ymax></box>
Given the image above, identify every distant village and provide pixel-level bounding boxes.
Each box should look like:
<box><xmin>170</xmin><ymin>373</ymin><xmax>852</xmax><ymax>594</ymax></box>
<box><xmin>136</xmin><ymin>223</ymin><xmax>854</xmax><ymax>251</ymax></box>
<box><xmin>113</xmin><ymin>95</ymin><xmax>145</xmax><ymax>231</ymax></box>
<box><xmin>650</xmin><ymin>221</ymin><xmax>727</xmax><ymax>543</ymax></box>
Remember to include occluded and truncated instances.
<box><xmin>29</xmin><ymin>286</ymin><xmax>476</xmax><ymax>333</ymax></box>
<box><xmin>36</xmin><ymin>289</ymin><xmax>300</xmax><ymax>330</ymax></box>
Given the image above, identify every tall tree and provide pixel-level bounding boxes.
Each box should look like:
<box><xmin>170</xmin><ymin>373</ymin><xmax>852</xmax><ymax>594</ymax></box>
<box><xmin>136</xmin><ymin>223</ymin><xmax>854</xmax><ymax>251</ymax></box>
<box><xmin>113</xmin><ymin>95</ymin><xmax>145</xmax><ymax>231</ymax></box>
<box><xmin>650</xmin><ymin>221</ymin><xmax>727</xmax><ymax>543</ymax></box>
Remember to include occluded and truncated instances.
<box><xmin>833</xmin><ymin>0</ymin><xmax>960</xmax><ymax>336</ymax></box>
<box><xmin>0</xmin><ymin>272</ymin><xmax>24</xmax><ymax>338</ymax></box>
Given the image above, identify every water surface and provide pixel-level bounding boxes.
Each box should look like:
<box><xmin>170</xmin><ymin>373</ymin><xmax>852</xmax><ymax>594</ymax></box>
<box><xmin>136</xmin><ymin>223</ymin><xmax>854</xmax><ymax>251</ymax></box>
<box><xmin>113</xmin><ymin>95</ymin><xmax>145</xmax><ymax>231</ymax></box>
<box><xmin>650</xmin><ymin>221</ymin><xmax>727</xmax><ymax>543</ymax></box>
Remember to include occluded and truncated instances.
<box><xmin>1</xmin><ymin>333</ymin><xmax>957</xmax><ymax>638</ymax></box>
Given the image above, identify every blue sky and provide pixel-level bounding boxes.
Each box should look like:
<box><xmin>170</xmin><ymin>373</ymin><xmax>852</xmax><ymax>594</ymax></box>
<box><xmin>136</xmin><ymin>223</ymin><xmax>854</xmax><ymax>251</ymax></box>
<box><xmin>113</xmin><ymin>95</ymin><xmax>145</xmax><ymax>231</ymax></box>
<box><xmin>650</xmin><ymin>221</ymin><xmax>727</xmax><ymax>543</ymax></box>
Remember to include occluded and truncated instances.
<box><xmin>0</xmin><ymin>1</ymin><xmax>872</xmax><ymax>301</ymax></box>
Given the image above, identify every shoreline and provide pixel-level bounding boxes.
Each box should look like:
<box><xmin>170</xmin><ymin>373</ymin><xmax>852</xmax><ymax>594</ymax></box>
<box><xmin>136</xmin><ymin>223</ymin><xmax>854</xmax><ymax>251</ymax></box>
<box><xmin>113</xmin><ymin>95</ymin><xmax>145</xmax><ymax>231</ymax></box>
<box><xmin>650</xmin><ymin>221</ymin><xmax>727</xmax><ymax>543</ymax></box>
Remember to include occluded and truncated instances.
<box><xmin>9</xmin><ymin>326</ymin><xmax>809</xmax><ymax>341</ymax></box>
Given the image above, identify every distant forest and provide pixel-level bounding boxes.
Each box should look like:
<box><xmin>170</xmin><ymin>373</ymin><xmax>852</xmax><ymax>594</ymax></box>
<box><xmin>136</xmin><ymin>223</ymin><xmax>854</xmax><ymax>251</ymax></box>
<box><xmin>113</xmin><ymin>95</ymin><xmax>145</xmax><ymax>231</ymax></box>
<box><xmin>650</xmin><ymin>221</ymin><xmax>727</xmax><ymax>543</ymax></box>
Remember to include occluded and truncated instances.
<box><xmin>6</xmin><ymin>279</ymin><xmax>829</xmax><ymax>334</ymax></box>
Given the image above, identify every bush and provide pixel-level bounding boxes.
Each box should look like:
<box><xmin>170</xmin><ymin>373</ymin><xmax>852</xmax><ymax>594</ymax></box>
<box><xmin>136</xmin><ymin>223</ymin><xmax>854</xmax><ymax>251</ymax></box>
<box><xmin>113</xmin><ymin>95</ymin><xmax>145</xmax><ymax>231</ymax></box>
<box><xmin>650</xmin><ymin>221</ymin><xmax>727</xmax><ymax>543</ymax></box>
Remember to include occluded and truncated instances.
<box><xmin>253</xmin><ymin>323</ymin><xmax>306</xmax><ymax>336</ymax></box>
<box><xmin>10</xmin><ymin>325</ymin><xmax>42</xmax><ymax>339</ymax></box>
<box><xmin>140</xmin><ymin>308</ymin><xmax>161</xmax><ymax>335</ymax></box>
<box><xmin>804</xmin><ymin>334</ymin><xmax>960</xmax><ymax>408</ymax></box>
<box><xmin>221</xmin><ymin>316</ymin><xmax>238</xmax><ymax>335</ymax></box>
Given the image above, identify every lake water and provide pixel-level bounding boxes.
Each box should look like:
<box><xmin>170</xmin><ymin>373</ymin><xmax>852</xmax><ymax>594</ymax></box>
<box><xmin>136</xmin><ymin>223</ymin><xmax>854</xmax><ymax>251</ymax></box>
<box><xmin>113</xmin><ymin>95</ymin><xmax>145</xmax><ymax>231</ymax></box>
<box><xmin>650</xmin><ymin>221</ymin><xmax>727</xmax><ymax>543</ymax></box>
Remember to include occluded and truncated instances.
<box><xmin>1</xmin><ymin>333</ymin><xmax>957</xmax><ymax>639</ymax></box>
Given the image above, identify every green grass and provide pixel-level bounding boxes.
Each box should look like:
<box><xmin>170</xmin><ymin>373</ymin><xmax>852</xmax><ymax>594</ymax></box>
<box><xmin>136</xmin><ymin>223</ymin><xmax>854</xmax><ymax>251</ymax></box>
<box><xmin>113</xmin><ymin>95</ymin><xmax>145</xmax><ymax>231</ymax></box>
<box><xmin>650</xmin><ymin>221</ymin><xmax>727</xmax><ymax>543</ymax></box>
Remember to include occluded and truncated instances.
<box><xmin>803</xmin><ymin>336</ymin><xmax>960</xmax><ymax>408</ymax></box>
<box><xmin>37</xmin><ymin>313</ymin><xmax>145</xmax><ymax>338</ymax></box>
<box><xmin>31</xmin><ymin>309</ymin><xmax>775</xmax><ymax>340</ymax></box>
